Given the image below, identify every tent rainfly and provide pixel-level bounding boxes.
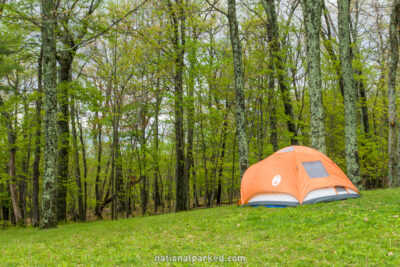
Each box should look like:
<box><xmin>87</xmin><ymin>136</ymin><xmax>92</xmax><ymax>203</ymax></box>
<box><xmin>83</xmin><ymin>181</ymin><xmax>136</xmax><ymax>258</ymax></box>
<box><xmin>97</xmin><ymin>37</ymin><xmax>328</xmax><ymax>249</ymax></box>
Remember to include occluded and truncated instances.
<box><xmin>239</xmin><ymin>146</ymin><xmax>360</xmax><ymax>207</ymax></box>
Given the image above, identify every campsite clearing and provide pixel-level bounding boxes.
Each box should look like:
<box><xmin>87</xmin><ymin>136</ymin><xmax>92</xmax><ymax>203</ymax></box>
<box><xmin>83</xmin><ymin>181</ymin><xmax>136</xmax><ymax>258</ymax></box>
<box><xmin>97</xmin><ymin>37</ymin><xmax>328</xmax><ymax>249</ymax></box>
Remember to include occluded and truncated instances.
<box><xmin>0</xmin><ymin>188</ymin><xmax>399</xmax><ymax>265</ymax></box>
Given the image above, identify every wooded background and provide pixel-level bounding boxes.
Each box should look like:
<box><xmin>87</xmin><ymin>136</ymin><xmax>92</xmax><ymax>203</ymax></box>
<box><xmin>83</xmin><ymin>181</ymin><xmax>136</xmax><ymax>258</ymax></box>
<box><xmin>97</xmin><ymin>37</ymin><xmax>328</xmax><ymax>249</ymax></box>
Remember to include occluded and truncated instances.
<box><xmin>0</xmin><ymin>0</ymin><xmax>399</xmax><ymax>228</ymax></box>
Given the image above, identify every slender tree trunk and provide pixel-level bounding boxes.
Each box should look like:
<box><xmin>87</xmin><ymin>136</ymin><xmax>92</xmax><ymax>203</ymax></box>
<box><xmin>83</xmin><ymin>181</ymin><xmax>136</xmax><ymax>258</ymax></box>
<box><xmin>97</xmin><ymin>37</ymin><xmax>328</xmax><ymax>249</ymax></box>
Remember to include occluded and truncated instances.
<box><xmin>32</xmin><ymin>45</ymin><xmax>43</xmax><ymax>227</ymax></box>
<box><xmin>262</xmin><ymin>0</ymin><xmax>297</xmax><ymax>145</ymax></box>
<box><xmin>70</xmin><ymin>97</ymin><xmax>85</xmax><ymax>221</ymax></box>
<box><xmin>357</xmin><ymin>76</ymin><xmax>370</xmax><ymax>137</ymax></box>
<box><xmin>184</xmin><ymin>28</ymin><xmax>197</xmax><ymax>211</ymax></box>
<box><xmin>388</xmin><ymin>0</ymin><xmax>400</xmax><ymax>187</ymax></box>
<box><xmin>20</xmin><ymin>100</ymin><xmax>31</xmax><ymax>224</ymax></box>
<box><xmin>76</xmin><ymin>106</ymin><xmax>88</xmax><ymax>219</ymax></box>
<box><xmin>347</xmin><ymin>6</ymin><xmax>371</xmax><ymax>138</ymax></box>
<box><xmin>0</xmin><ymin>99</ymin><xmax>23</xmax><ymax>224</ymax></box>
<box><xmin>56</xmin><ymin>53</ymin><xmax>73</xmax><ymax>222</ymax></box>
<box><xmin>40</xmin><ymin>0</ymin><xmax>58</xmax><ymax>229</ymax></box>
<box><xmin>267</xmin><ymin>62</ymin><xmax>279</xmax><ymax>151</ymax></box>
<box><xmin>321</xmin><ymin>5</ymin><xmax>344</xmax><ymax>97</ymax></box>
<box><xmin>257</xmin><ymin>78</ymin><xmax>265</xmax><ymax>160</ymax></box>
<box><xmin>200</xmin><ymin>117</ymin><xmax>209</xmax><ymax>207</ymax></box>
<box><xmin>7</xmin><ymin>125</ymin><xmax>23</xmax><ymax>225</ymax></box>
<box><xmin>217</xmin><ymin>107</ymin><xmax>228</xmax><ymax>205</ymax></box>
<box><xmin>154</xmin><ymin>88</ymin><xmax>161</xmax><ymax>212</ymax></box>
<box><xmin>227</xmin><ymin>0</ymin><xmax>249</xmax><ymax>179</ymax></box>
<box><xmin>140</xmin><ymin>174</ymin><xmax>147</xmax><ymax>215</ymax></box>
<box><xmin>301</xmin><ymin>0</ymin><xmax>326</xmax><ymax>153</ymax></box>
<box><xmin>230</xmin><ymin>132</ymin><xmax>237</xmax><ymax>203</ymax></box>
<box><xmin>168</xmin><ymin>0</ymin><xmax>188</xmax><ymax>212</ymax></box>
<box><xmin>94</xmin><ymin>111</ymin><xmax>102</xmax><ymax>218</ymax></box>
<box><xmin>338</xmin><ymin>0</ymin><xmax>362</xmax><ymax>188</ymax></box>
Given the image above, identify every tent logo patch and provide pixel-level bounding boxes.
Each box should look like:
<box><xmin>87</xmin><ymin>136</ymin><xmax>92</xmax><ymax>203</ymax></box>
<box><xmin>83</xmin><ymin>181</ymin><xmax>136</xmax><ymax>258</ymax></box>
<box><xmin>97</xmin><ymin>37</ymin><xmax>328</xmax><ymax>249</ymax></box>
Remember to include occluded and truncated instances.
<box><xmin>272</xmin><ymin>175</ymin><xmax>281</xmax><ymax>186</ymax></box>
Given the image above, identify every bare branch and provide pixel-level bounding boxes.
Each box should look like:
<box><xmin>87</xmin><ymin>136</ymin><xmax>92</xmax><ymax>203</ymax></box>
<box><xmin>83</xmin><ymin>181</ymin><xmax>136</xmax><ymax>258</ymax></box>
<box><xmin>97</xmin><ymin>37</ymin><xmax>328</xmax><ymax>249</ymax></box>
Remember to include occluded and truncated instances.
<box><xmin>204</xmin><ymin>0</ymin><xmax>228</xmax><ymax>17</ymax></box>
<box><xmin>59</xmin><ymin>0</ymin><xmax>148</xmax><ymax>53</ymax></box>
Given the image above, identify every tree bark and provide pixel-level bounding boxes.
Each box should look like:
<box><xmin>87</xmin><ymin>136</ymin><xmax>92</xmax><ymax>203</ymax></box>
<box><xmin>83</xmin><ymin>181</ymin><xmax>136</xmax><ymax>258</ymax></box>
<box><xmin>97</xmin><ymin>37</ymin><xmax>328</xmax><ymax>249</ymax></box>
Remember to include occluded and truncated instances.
<box><xmin>32</xmin><ymin>45</ymin><xmax>43</xmax><ymax>227</ymax></box>
<box><xmin>77</xmin><ymin>109</ymin><xmax>87</xmax><ymax>219</ymax></box>
<box><xmin>168</xmin><ymin>0</ymin><xmax>188</xmax><ymax>212</ymax></box>
<box><xmin>56</xmin><ymin>53</ymin><xmax>72</xmax><ymax>222</ymax></box>
<box><xmin>40</xmin><ymin>0</ymin><xmax>58</xmax><ymax>229</ymax></box>
<box><xmin>301</xmin><ymin>0</ymin><xmax>326</xmax><ymax>153</ymax></box>
<box><xmin>0</xmin><ymin>94</ymin><xmax>23</xmax><ymax>225</ymax></box>
<box><xmin>388</xmin><ymin>0</ymin><xmax>400</xmax><ymax>187</ymax></box>
<box><xmin>94</xmin><ymin>109</ymin><xmax>102</xmax><ymax>218</ymax></box>
<box><xmin>70</xmin><ymin>97</ymin><xmax>85</xmax><ymax>221</ymax></box>
<box><xmin>338</xmin><ymin>0</ymin><xmax>362</xmax><ymax>189</ymax></box>
<box><xmin>227</xmin><ymin>0</ymin><xmax>249</xmax><ymax>179</ymax></box>
<box><xmin>154</xmin><ymin>86</ymin><xmax>161</xmax><ymax>212</ymax></box>
<box><xmin>184</xmin><ymin>28</ymin><xmax>197</xmax><ymax>211</ymax></box>
<box><xmin>21</xmin><ymin>99</ymin><xmax>31</xmax><ymax>225</ymax></box>
<box><xmin>6</xmin><ymin>120</ymin><xmax>23</xmax><ymax>225</ymax></box>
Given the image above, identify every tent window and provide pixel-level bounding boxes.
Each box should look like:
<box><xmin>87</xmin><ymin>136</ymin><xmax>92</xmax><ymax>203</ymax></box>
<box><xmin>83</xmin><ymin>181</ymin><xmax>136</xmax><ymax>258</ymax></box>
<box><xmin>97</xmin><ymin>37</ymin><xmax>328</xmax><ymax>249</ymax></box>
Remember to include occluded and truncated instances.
<box><xmin>278</xmin><ymin>146</ymin><xmax>294</xmax><ymax>153</ymax></box>
<box><xmin>302</xmin><ymin>161</ymin><xmax>329</xmax><ymax>178</ymax></box>
<box><xmin>335</xmin><ymin>186</ymin><xmax>348</xmax><ymax>194</ymax></box>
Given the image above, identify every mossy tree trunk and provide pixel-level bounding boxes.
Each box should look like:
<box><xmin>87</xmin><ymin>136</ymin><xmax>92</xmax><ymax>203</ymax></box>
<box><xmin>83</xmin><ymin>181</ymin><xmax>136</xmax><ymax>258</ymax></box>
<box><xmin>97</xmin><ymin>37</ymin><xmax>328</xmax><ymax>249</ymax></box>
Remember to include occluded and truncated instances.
<box><xmin>301</xmin><ymin>0</ymin><xmax>326</xmax><ymax>154</ymax></box>
<box><xmin>227</xmin><ymin>0</ymin><xmax>249</xmax><ymax>179</ymax></box>
<box><xmin>388</xmin><ymin>0</ymin><xmax>400</xmax><ymax>187</ymax></box>
<box><xmin>338</xmin><ymin>0</ymin><xmax>362</xmax><ymax>189</ymax></box>
<box><xmin>56</xmin><ymin>53</ymin><xmax>72</xmax><ymax>222</ymax></box>
<box><xmin>40</xmin><ymin>0</ymin><xmax>58</xmax><ymax>229</ymax></box>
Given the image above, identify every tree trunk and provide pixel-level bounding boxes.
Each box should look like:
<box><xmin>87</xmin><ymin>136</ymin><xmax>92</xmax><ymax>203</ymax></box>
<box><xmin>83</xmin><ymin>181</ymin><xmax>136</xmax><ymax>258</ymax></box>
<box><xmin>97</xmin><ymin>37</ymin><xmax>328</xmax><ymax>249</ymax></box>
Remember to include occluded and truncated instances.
<box><xmin>76</xmin><ymin>105</ymin><xmax>88</xmax><ymax>219</ymax></box>
<box><xmin>217</xmin><ymin>107</ymin><xmax>228</xmax><ymax>205</ymax></box>
<box><xmin>184</xmin><ymin>28</ymin><xmax>197</xmax><ymax>211</ymax></box>
<box><xmin>7</xmin><ymin>126</ymin><xmax>23</xmax><ymax>225</ymax></box>
<box><xmin>227</xmin><ymin>0</ymin><xmax>249</xmax><ymax>179</ymax></box>
<box><xmin>40</xmin><ymin>0</ymin><xmax>58</xmax><ymax>229</ymax></box>
<box><xmin>301</xmin><ymin>0</ymin><xmax>326</xmax><ymax>153</ymax></box>
<box><xmin>154</xmin><ymin>87</ymin><xmax>161</xmax><ymax>212</ymax></box>
<box><xmin>140</xmin><ymin>174</ymin><xmax>147</xmax><ymax>215</ymax></box>
<box><xmin>56</xmin><ymin>53</ymin><xmax>73</xmax><ymax>222</ymax></box>
<box><xmin>32</xmin><ymin>45</ymin><xmax>43</xmax><ymax>227</ymax></box>
<box><xmin>168</xmin><ymin>0</ymin><xmax>188</xmax><ymax>212</ymax></box>
<box><xmin>0</xmin><ymin>89</ymin><xmax>22</xmax><ymax>225</ymax></box>
<box><xmin>262</xmin><ymin>0</ymin><xmax>298</xmax><ymax>145</ymax></box>
<box><xmin>321</xmin><ymin>5</ymin><xmax>344</xmax><ymax>97</ymax></box>
<box><xmin>200</xmin><ymin>116</ymin><xmax>209</xmax><ymax>207</ymax></box>
<box><xmin>94</xmin><ymin>110</ymin><xmax>102</xmax><ymax>218</ymax></box>
<box><xmin>338</xmin><ymin>0</ymin><xmax>362</xmax><ymax>189</ymax></box>
<box><xmin>20</xmin><ymin>100</ymin><xmax>31</xmax><ymax>225</ymax></box>
<box><xmin>70</xmin><ymin>97</ymin><xmax>85</xmax><ymax>221</ymax></box>
<box><xmin>388</xmin><ymin>0</ymin><xmax>400</xmax><ymax>187</ymax></box>
<box><xmin>357</xmin><ymin>75</ymin><xmax>370</xmax><ymax>137</ymax></box>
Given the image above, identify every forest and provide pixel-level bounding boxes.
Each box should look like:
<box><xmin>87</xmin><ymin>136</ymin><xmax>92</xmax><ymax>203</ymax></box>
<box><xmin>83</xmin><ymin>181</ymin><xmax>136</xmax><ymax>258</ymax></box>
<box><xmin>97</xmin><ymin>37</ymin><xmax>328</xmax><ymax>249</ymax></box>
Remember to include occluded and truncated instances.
<box><xmin>0</xmin><ymin>0</ymin><xmax>399</xmax><ymax>228</ymax></box>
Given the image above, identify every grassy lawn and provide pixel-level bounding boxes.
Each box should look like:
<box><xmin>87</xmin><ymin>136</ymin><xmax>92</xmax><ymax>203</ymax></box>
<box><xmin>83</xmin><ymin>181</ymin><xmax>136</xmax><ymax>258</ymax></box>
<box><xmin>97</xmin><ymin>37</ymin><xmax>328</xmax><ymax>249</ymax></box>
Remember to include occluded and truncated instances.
<box><xmin>0</xmin><ymin>188</ymin><xmax>399</xmax><ymax>266</ymax></box>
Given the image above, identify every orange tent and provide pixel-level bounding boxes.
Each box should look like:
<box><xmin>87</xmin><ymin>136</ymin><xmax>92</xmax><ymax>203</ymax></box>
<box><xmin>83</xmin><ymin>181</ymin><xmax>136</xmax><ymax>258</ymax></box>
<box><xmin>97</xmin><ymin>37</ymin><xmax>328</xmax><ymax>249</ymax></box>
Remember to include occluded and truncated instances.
<box><xmin>239</xmin><ymin>146</ymin><xmax>360</xmax><ymax>207</ymax></box>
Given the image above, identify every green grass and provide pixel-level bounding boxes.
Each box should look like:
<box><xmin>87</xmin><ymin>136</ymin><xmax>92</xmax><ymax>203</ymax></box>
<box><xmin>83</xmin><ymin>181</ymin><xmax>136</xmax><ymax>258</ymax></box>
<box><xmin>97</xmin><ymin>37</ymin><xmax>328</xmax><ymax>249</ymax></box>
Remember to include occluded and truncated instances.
<box><xmin>0</xmin><ymin>189</ymin><xmax>399</xmax><ymax>266</ymax></box>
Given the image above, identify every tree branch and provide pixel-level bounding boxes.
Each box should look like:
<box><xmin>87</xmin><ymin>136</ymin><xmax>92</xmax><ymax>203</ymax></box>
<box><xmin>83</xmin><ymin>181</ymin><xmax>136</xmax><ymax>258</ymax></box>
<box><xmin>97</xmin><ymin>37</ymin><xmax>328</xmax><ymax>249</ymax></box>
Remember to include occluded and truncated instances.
<box><xmin>204</xmin><ymin>0</ymin><xmax>228</xmax><ymax>17</ymax></box>
<box><xmin>59</xmin><ymin>0</ymin><xmax>148</xmax><ymax>52</ymax></box>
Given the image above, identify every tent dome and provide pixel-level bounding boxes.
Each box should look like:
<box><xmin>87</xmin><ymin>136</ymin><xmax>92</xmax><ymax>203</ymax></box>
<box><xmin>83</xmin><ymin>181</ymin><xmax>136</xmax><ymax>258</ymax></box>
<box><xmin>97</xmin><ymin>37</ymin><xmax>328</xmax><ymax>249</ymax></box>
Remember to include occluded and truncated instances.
<box><xmin>239</xmin><ymin>146</ymin><xmax>360</xmax><ymax>207</ymax></box>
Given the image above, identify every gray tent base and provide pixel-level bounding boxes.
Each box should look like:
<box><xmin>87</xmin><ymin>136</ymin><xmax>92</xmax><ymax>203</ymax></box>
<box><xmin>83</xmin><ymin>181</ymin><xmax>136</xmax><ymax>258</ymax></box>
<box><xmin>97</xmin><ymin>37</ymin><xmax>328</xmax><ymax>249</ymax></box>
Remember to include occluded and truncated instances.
<box><xmin>246</xmin><ymin>194</ymin><xmax>360</xmax><ymax>207</ymax></box>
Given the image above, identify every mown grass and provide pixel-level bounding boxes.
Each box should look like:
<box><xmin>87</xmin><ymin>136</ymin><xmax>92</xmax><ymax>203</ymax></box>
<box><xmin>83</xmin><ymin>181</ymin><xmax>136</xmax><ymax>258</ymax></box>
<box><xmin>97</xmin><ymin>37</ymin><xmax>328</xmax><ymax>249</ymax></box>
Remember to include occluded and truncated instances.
<box><xmin>0</xmin><ymin>188</ymin><xmax>399</xmax><ymax>266</ymax></box>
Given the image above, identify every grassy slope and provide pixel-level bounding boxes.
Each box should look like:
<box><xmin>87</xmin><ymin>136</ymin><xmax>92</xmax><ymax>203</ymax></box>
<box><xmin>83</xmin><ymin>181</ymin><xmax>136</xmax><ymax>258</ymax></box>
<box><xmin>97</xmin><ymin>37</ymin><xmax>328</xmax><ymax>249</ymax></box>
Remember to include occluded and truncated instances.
<box><xmin>0</xmin><ymin>189</ymin><xmax>399</xmax><ymax>266</ymax></box>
